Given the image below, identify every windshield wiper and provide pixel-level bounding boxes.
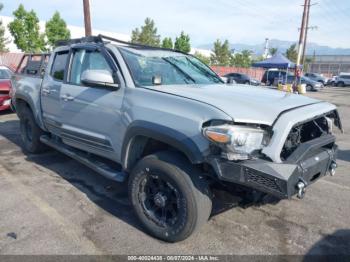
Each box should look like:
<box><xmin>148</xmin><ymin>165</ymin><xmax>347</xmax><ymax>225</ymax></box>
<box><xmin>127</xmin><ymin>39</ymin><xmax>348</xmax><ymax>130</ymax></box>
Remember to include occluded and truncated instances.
<box><xmin>162</xmin><ymin>57</ymin><xmax>196</xmax><ymax>84</ymax></box>
<box><xmin>185</xmin><ymin>57</ymin><xmax>222</xmax><ymax>83</ymax></box>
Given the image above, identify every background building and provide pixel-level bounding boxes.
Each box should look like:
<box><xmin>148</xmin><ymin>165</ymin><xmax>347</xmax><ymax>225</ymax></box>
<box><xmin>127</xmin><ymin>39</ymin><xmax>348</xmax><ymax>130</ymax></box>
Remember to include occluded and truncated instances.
<box><xmin>307</xmin><ymin>55</ymin><xmax>350</xmax><ymax>76</ymax></box>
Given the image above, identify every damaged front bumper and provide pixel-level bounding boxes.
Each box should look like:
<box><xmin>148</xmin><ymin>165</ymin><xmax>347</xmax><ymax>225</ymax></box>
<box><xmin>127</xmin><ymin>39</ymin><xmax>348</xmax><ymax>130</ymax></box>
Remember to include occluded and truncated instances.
<box><xmin>208</xmin><ymin>134</ymin><xmax>338</xmax><ymax>199</ymax></box>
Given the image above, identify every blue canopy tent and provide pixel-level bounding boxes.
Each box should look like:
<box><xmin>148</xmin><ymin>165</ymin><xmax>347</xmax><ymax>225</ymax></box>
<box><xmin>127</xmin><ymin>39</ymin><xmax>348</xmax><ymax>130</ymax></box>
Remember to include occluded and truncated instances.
<box><xmin>252</xmin><ymin>54</ymin><xmax>298</xmax><ymax>85</ymax></box>
<box><xmin>252</xmin><ymin>53</ymin><xmax>296</xmax><ymax>69</ymax></box>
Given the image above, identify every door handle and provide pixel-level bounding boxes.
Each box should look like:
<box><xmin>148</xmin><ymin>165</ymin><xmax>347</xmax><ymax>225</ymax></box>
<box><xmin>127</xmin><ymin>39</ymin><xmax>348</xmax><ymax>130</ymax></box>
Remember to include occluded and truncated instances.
<box><xmin>42</xmin><ymin>88</ymin><xmax>51</xmax><ymax>94</ymax></box>
<box><xmin>61</xmin><ymin>94</ymin><xmax>75</xmax><ymax>101</ymax></box>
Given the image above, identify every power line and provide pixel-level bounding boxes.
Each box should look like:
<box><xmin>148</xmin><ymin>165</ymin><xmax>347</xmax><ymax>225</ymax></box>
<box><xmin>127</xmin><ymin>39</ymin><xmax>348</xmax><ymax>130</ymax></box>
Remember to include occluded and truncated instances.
<box><xmin>216</xmin><ymin>0</ymin><xmax>299</xmax><ymax>26</ymax></box>
<box><xmin>318</xmin><ymin>0</ymin><xmax>350</xmax><ymax>25</ymax></box>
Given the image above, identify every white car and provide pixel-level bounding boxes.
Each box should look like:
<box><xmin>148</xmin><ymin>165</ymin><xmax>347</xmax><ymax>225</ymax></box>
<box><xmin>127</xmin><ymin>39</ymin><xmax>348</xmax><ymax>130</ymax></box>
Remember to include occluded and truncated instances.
<box><xmin>335</xmin><ymin>73</ymin><xmax>350</xmax><ymax>87</ymax></box>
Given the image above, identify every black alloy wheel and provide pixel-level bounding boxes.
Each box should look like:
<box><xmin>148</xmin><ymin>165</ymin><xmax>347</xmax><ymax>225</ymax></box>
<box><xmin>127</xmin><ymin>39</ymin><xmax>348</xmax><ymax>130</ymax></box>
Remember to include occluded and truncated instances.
<box><xmin>138</xmin><ymin>171</ymin><xmax>181</xmax><ymax>228</ymax></box>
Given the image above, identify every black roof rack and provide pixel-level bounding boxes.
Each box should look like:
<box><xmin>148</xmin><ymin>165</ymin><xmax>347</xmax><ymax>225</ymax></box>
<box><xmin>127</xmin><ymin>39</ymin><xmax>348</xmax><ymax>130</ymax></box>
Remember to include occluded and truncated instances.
<box><xmin>55</xmin><ymin>35</ymin><xmax>103</xmax><ymax>47</ymax></box>
<box><xmin>54</xmin><ymin>34</ymin><xmax>186</xmax><ymax>54</ymax></box>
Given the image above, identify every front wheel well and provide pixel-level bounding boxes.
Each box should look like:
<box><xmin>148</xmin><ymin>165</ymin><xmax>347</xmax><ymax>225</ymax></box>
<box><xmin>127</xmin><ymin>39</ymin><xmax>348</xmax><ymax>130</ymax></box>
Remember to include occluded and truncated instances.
<box><xmin>125</xmin><ymin>136</ymin><xmax>192</xmax><ymax>171</ymax></box>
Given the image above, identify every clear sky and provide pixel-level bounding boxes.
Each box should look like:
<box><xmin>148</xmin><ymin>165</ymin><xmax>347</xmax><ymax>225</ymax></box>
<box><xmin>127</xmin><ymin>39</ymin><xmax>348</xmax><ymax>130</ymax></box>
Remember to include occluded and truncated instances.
<box><xmin>1</xmin><ymin>0</ymin><xmax>350</xmax><ymax>48</ymax></box>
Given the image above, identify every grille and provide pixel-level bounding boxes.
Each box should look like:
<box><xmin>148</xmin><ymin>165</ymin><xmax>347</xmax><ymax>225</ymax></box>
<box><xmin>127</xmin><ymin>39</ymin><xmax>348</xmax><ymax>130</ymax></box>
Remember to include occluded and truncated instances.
<box><xmin>245</xmin><ymin>168</ymin><xmax>282</xmax><ymax>193</ymax></box>
<box><xmin>281</xmin><ymin>116</ymin><xmax>329</xmax><ymax>160</ymax></box>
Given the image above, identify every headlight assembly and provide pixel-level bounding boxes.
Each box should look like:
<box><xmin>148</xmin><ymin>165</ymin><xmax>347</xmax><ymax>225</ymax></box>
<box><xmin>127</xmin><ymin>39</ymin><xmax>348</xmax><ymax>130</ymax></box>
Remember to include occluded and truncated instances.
<box><xmin>203</xmin><ymin>124</ymin><xmax>270</xmax><ymax>160</ymax></box>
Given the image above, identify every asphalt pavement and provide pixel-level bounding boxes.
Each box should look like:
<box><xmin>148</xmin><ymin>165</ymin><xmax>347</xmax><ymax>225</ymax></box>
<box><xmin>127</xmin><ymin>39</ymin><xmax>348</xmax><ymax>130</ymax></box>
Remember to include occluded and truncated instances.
<box><xmin>0</xmin><ymin>87</ymin><xmax>349</xmax><ymax>255</ymax></box>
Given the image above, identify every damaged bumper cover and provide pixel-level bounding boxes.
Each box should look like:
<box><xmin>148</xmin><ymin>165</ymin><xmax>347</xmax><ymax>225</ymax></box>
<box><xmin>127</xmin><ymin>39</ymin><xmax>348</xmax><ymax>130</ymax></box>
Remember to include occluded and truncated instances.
<box><xmin>208</xmin><ymin>134</ymin><xmax>337</xmax><ymax>199</ymax></box>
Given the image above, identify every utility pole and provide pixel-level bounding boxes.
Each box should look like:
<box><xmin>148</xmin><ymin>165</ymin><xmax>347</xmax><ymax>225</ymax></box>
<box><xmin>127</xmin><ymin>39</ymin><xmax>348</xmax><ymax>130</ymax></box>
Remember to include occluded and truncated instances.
<box><xmin>296</xmin><ymin>0</ymin><xmax>310</xmax><ymax>70</ymax></box>
<box><xmin>83</xmin><ymin>0</ymin><xmax>92</xmax><ymax>36</ymax></box>
<box><xmin>294</xmin><ymin>0</ymin><xmax>310</xmax><ymax>91</ymax></box>
<box><xmin>301</xmin><ymin>3</ymin><xmax>318</xmax><ymax>69</ymax></box>
<box><xmin>301</xmin><ymin>2</ymin><xmax>310</xmax><ymax>69</ymax></box>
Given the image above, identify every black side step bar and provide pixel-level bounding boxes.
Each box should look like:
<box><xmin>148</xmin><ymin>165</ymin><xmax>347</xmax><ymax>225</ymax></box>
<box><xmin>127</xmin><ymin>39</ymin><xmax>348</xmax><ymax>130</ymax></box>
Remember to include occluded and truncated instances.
<box><xmin>40</xmin><ymin>136</ymin><xmax>127</xmax><ymax>182</ymax></box>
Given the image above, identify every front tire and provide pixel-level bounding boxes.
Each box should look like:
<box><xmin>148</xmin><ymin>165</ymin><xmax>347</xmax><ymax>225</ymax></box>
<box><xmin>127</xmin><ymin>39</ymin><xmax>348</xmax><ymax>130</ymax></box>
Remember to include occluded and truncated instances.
<box><xmin>306</xmin><ymin>84</ymin><xmax>313</xmax><ymax>91</ymax></box>
<box><xmin>128</xmin><ymin>151</ymin><xmax>212</xmax><ymax>242</ymax></box>
<box><xmin>19</xmin><ymin>108</ymin><xmax>48</xmax><ymax>153</ymax></box>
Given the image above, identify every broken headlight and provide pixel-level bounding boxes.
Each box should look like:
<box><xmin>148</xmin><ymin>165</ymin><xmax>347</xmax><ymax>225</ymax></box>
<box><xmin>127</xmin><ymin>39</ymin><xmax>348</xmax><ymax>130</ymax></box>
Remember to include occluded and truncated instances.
<box><xmin>203</xmin><ymin>124</ymin><xmax>270</xmax><ymax>160</ymax></box>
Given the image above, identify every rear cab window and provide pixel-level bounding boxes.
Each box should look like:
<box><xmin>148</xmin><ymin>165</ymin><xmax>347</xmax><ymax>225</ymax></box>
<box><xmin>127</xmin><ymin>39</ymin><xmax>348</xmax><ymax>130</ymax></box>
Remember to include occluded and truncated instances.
<box><xmin>50</xmin><ymin>52</ymin><xmax>69</xmax><ymax>81</ymax></box>
<box><xmin>16</xmin><ymin>54</ymin><xmax>50</xmax><ymax>77</ymax></box>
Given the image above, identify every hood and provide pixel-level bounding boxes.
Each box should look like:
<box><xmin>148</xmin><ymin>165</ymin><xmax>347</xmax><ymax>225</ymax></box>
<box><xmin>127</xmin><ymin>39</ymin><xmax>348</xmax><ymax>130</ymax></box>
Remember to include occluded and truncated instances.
<box><xmin>145</xmin><ymin>84</ymin><xmax>322</xmax><ymax>125</ymax></box>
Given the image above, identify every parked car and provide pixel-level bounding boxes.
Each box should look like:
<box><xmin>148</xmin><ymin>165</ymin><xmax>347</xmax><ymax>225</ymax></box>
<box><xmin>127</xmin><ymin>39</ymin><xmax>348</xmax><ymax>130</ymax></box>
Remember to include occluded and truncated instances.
<box><xmin>0</xmin><ymin>66</ymin><xmax>13</xmax><ymax>111</ymax></box>
<box><xmin>223</xmin><ymin>72</ymin><xmax>260</xmax><ymax>86</ymax></box>
<box><xmin>261</xmin><ymin>69</ymin><xmax>291</xmax><ymax>85</ymax></box>
<box><xmin>327</xmin><ymin>76</ymin><xmax>337</xmax><ymax>86</ymax></box>
<box><xmin>282</xmin><ymin>75</ymin><xmax>322</xmax><ymax>91</ymax></box>
<box><xmin>304</xmin><ymin>73</ymin><xmax>329</xmax><ymax>85</ymax></box>
<box><xmin>11</xmin><ymin>35</ymin><xmax>342</xmax><ymax>242</ymax></box>
<box><xmin>334</xmin><ymin>73</ymin><xmax>350</xmax><ymax>87</ymax></box>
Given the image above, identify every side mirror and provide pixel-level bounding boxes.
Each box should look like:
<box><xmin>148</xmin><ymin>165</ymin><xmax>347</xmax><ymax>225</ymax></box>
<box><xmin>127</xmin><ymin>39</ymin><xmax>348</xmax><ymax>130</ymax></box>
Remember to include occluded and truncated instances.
<box><xmin>81</xmin><ymin>70</ymin><xmax>119</xmax><ymax>89</ymax></box>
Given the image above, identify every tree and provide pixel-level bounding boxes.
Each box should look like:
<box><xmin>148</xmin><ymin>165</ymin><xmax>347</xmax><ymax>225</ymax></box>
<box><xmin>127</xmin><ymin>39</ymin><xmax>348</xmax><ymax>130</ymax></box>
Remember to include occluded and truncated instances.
<box><xmin>193</xmin><ymin>51</ymin><xmax>210</xmax><ymax>65</ymax></box>
<box><xmin>230</xmin><ymin>50</ymin><xmax>253</xmax><ymax>68</ymax></box>
<box><xmin>252</xmin><ymin>55</ymin><xmax>264</xmax><ymax>64</ymax></box>
<box><xmin>162</xmin><ymin>37</ymin><xmax>173</xmax><ymax>49</ymax></box>
<box><xmin>131</xmin><ymin>18</ymin><xmax>160</xmax><ymax>47</ymax></box>
<box><xmin>269</xmin><ymin>47</ymin><xmax>278</xmax><ymax>56</ymax></box>
<box><xmin>303</xmin><ymin>57</ymin><xmax>313</xmax><ymax>72</ymax></box>
<box><xmin>45</xmin><ymin>11</ymin><xmax>70</xmax><ymax>48</ymax></box>
<box><xmin>8</xmin><ymin>4</ymin><xmax>46</xmax><ymax>52</ymax></box>
<box><xmin>210</xmin><ymin>39</ymin><xmax>231</xmax><ymax>66</ymax></box>
<box><xmin>286</xmin><ymin>43</ymin><xmax>298</xmax><ymax>63</ymax></box>
<box><xmin>0</xmin><ymin>3</ymin><xmax>9</xmax><ymax>52</ymax></box>
<box><xmin>174</xmin><ymin>31</ymin><xmax>191</xmax><ymax>53</ymax></box>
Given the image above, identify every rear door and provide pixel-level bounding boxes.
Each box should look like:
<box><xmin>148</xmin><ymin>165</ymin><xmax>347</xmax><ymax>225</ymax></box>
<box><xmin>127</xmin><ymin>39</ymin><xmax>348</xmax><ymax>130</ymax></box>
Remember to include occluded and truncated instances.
<box><xmin>59</xmin><ymin>46</ymin><xmax>125</xmax><ymax>160</ymax></box>
<box><xmin>41</xmin><ymin>51</ymin><xmax>69</xmax><ymax>133</ymax></box>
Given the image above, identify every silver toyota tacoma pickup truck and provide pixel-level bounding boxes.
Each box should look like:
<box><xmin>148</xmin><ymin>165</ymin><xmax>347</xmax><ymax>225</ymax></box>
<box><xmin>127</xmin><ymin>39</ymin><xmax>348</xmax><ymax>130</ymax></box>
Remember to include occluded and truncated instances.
<box><xmin>11</xmin><ymin>35</ymin><xmax>342</xmax><ymax>242</ymax></box>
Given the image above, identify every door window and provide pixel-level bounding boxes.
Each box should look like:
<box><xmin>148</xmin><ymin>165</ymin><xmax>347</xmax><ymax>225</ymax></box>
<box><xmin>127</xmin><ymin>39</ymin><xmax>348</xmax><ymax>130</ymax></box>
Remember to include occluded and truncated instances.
<box><xmin>51</xmin><ymin>52</ymin><xmax>69</xmax><ymax>81</ymax></box>
<box><xmin>69</xmin><ymin>49</ymin><xmax>113</xmax><ymax>85</ymax></box>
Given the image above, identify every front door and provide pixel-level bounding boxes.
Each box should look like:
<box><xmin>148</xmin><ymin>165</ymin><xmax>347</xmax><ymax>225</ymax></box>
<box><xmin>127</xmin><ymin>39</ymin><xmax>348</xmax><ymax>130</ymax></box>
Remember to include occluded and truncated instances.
<box><xmin>59</xmin><ymin>47</ymin><xmax>124</xmax><ymax>160</ymax></box>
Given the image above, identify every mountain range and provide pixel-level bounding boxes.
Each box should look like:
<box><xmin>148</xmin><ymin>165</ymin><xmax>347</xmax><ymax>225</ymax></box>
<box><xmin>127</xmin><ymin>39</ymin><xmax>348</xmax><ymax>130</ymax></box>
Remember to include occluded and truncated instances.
<box><xmin>197</xmin><ymin>39</ymin><xmax>350</xmax><ymax>56</ymax></box>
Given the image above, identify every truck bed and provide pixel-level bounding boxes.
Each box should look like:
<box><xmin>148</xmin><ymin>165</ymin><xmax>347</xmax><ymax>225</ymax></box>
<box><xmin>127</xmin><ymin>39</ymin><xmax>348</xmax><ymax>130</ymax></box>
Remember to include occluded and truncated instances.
<box><xmin>11</xmin><ymin>53</ymin><xmax>50</xmax><ymax>126</ymax></box>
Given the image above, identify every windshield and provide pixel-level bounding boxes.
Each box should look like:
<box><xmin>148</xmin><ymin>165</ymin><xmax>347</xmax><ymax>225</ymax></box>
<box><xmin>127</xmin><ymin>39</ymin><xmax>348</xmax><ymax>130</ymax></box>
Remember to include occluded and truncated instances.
<box><xmin>118</xmin><ymin>47</ymin><xmax>222</xmax><ymax>86</ymax></box>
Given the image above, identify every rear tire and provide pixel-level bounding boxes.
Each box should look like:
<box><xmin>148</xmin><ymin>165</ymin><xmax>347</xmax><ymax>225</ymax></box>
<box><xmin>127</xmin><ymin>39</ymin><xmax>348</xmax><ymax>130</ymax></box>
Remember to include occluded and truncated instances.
<box><xmin>306</xmin><ymin>84</ymin><xmax>313</xmax><ymax>91</ymax></box>
<box><xmin>19</xmin><ymin>107</ymin><xmax>48</xmax><ymax>153</ymax></box>
<box><xmin>128</xmin><ymin>151</ymin><xmax>212</xmax><ymax>242</ymax></box>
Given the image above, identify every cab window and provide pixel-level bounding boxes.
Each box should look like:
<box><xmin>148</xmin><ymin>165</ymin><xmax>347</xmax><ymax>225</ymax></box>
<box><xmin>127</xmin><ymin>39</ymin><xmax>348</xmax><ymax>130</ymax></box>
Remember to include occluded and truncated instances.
<box><xmin>51</xmin><ymin>52</ymin><xmax>69</xmax><ymax>81</ymax></box>
<box><xmin>69</xmin><ymin>49</ymin><xmax>113</xmax><ymax>85</ymax></box>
